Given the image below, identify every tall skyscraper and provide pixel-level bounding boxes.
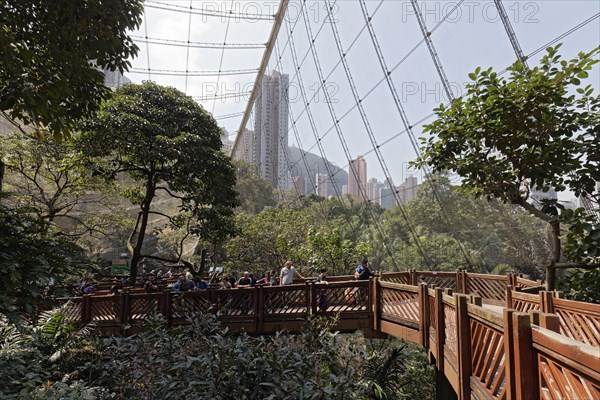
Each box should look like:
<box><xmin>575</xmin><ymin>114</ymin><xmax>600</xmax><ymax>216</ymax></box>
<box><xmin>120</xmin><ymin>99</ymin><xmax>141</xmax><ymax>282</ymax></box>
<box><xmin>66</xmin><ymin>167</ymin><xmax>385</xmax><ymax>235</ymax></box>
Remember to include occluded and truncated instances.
<box><xmin>316</xmin><ymin>173</ymin><xmax>329</xmax><ymax>197</ymax></box>
<box><xmin>367</xmin><ymin>177</ymin><xmax>379</xmax><ymax>201</ymax></box>
<box><xmin>235</xmin><ymin>128</ymin><xmax>256</xmax><ymax>164</ymax></box>
<box><xmin>220</xmin><ymin>128</ymin><xmax>234</xmax><ymax>155</ymax></box>
<box><xmin>293</xmin><ymin>176</ymin><xmax>306</xmax><ymax>194</ymax></box>
<box><xmin>397</xmin><ymin>175</ymin><xmax>419</xmax><ymax>204</ymax></box>
<box><xmin>253</xmin><ymin>70</ymin><xmax>289</xmax><ymax>190</ymax></box>
<box><xmin>348</xmin><ymin>156</ymin><xmax>367</xmax><ymax>202</ymax></box>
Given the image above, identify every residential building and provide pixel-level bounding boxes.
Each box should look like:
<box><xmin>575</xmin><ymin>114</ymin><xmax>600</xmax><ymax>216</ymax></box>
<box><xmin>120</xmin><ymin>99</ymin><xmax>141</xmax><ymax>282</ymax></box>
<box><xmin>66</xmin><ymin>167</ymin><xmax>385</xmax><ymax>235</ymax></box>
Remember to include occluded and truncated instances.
<box><xmin>252</xmin><ymin>70</ymin><xmax>290</xmax><ymax>190</ymax></box>
<box><xmin>316</xmin><ymin>173</ymin><xmax>329</xmax><ymax>197</ymax></box>
<box><xmin>397</xmin><ymin>175</ymin><xmax>419</xmax><ymax>204</ymax></box>
<box><xmin>293</xmin><ymin>176</ymin><xmax>306</xmax><ymax>195</ymax></box>
<box><xmin>348</xmin><ymin>156</ymin><xmax>367</xmax><ymax>202</ymax></box>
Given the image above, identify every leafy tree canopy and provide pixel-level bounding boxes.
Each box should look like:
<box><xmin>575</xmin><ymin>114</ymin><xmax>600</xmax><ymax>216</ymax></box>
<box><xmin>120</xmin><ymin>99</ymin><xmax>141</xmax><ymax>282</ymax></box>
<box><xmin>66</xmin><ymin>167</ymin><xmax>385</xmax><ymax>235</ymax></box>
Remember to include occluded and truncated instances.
<box><xmin>80</xmin><ymin>82</ymin><xmax>239</xmax><ymax>282</ymax></box>
<box><xmin>0</xmin><ymin>0</ymin><xmax>143</xmax><ymax>138</ymax></box>
<box><xmin>0</xmin><ymin>206</ymin><xmax>88</xmax><ymax>322</ymax></box>
<box><xmin>233</xmin><ymin>159</ymin><xmax>276</xmax><ymax>214</ymax></box>
<box><xmin>415</xmin><ymin>46</ymin><xmax>600</xmax><ymax>288</ymax></box>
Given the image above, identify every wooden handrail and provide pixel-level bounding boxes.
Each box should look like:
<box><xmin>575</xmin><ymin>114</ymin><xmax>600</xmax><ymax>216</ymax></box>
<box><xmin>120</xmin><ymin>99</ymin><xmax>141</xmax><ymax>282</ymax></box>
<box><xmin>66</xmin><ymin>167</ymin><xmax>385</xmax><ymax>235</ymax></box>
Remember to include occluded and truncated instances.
<box><xmin>54</xmin><ymin>271</ymin><xmax>599</xmax><ymax>399</ymax></box>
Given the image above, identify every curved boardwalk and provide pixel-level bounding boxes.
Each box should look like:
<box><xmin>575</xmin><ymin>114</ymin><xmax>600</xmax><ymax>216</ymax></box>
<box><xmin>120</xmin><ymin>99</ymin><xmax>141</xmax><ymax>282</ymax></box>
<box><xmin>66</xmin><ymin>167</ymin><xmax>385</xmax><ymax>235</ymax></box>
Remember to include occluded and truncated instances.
<box><xmin>59</xmin><ymin>271</ymin><xmax>599</xmax><ymax>400</ymax></box>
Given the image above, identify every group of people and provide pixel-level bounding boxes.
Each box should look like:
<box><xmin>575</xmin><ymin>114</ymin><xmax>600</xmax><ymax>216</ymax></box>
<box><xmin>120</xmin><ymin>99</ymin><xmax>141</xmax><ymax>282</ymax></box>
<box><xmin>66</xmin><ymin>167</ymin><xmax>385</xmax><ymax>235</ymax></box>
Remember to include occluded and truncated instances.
<box><xmin>75</xmin><ymin>257</ymin><xmax>375</xmax><ymax>300</ymax></box>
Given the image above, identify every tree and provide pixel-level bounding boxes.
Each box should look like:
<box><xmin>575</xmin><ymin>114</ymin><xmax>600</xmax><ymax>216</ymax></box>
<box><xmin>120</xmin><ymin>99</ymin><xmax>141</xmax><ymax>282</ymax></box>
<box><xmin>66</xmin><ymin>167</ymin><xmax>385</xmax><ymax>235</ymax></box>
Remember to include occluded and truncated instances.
<box><xmin>234</xmin><ymin>159</ymin><xmax>276</xmax><ymax>214</ymax></box>
<box><xmin>303</xmin><ymin>227</ymin><xmax>371</xmax><ymax>275</ymax></box>
<box><xmin>0</xmin><ymin>133</ymin><xmax>113</xmax><ymax>226</ymax></box>
<box><xmin>80</xmin><ymin>82</ymin><xmax>239</xmax><ymax>283</ymax></box>
<box><xmin>405</xmin><ymin>174</ymin><xmax>552</xmax><ymax>276</ymax></box>
<box><xmin>224</xmin><ymin>207</ymin><xmax>313</xmax><ymax>273</ymax></box>
<box><xmin>0</xmin><ymin>205</ymin><xmax>88</xmax><ymax>322</ymax></box>
<box><xmin>0</xmin><ymin>0</ymin><xmax>143</xmax><ymax>138</ymax></box>
<box><xmin>416</xmin><ymin>46</ymin><xmax>600</xmax><ymax>289</ymax></box>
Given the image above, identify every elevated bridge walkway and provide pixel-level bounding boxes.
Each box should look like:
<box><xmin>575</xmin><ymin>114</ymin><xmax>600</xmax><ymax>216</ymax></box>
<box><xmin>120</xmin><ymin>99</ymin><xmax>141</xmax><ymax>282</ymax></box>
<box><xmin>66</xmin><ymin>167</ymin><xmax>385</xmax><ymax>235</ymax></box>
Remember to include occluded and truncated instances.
<box><xmin>57</xmin><ymin>270</ymin><xmax>599</xmax><ymax>399</ymax></box>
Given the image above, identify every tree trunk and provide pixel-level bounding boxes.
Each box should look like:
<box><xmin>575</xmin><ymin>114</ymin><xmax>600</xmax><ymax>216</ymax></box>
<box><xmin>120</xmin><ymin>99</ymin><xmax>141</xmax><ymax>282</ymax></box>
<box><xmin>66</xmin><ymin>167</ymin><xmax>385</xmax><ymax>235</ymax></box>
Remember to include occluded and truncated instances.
<box><xmin>514</xmin><ymin>198</ymin><xmax>560</xmax><ymax>291</ymax></box>
<box><xmin>129</xmin><ymin>176</ymin><xmax>155</xmax><ymax>285</ymax></box>
<box><xmin>0</xmin><ymin>159</ymin><xmax>4</xmax><ymax>204</ymax></box>
<box><xmin>546</xmin><ymin>221</ymin><xmax>561</xmax><ymax>291</ymax></box>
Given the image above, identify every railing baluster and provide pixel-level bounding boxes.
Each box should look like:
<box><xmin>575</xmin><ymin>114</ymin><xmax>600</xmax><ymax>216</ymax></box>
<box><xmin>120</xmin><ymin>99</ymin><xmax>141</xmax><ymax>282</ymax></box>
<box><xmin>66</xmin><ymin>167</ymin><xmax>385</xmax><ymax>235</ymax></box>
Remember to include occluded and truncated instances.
<box><xmin>456</xmin><ymin>294</ymin><xmax>471</xmax><ymax>399</ymax></box>
<box><xmin>418</xmin><ymin>282</ymin><xmax>429</xmax><ymax>348</ymax></box>
<box><xmin>511</xmin><ymin>312</ymin><xmax>538</xmax><ymax>399</ymax></box>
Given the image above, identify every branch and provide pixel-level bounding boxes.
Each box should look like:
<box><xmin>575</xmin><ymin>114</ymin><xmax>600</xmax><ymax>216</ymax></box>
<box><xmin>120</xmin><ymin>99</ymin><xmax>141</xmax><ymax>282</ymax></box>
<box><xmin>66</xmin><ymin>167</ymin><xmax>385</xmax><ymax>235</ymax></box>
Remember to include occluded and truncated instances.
<box><xmin>550</xmin><ymin>262</ymin><xmax>600</xmax><ymax>270</ymax></box>
<box><xmin>176</xmin><ymin>217</ymin><xmax>193</xmax><ymax>262</ymax></box>
<box><xmin>514</xmin><ymin>197</ymin><xmax>553</xmax><ymax>222</ymax></box>
<box><xmin>147</xmin><ymin>210</ymin><xmax>176</xmax><ymax>225</ymax></box>
<box><xmin>140</xmin><ymin>254</ymin><xmax>193</xmax><ymax>269</ymax></box>
<box><xmin>127</xmin><ymin>212</ymin><xmax>142</xmax><ymax>256</ymax></box>
<box><xmin>155</xmin><ymin>186</ymin><xmax>185</xmax><ymax>200</ymax></box>
<box><xmin>1</xmin><ymin>111</ymin><xmax>29</xmax><ymax>135</ymax></box>
<box><xmin>54</xmin><ymin>214</ymin><xmax>113</xmax><ymax>239</ymax></box>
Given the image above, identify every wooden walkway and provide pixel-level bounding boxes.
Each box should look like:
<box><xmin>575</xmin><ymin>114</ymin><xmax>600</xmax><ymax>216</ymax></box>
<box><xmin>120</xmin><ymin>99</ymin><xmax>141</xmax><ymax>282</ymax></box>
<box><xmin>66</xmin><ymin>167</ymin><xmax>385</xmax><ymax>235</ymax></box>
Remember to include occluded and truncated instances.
<box><xmin>58</xmin><ymin>270</ymin><xmax>600</xmax><ymax>400</ymax></box>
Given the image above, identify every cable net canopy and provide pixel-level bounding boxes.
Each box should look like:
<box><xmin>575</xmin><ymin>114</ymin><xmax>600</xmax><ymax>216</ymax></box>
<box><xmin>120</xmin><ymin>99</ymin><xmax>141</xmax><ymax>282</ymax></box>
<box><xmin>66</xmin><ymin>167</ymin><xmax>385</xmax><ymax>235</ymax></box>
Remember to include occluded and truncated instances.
<box><xmin>126</xmin><ymin>1</ymin><xmax>600</xmax><ymax>262</ymax></box>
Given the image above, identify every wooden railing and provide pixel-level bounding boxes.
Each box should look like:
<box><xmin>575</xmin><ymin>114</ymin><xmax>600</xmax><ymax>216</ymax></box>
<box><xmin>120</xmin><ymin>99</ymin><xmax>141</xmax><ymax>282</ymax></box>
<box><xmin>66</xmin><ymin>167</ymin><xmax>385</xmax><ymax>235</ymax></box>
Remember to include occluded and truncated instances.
<box><xmin>57</xmin><ymin>271</ymin><xmax>599</xmax><ymax>399</ymax></box>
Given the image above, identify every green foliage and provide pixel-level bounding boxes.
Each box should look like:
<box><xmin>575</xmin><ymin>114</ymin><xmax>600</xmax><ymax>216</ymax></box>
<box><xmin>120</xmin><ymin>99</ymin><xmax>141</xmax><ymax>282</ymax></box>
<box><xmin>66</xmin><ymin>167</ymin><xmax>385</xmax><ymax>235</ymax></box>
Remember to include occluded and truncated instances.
<box><xmin>1</xmin><ymin>306</ymin><xmax>435</xmax><ymax>399</ymax></box>
<box><xmin>415</xmin><ymin>46</ymin><xmax>600</xmax><ymax>283</ymax></box>
<box><xmin>80</xmin><ymin>82</ymin><xmax>239</xmax><ymax>280</ymax></box>
<box><xmin>225</xmin><ymin>207</ymin><xmax>312</xmax><ymax>272</ymax></box>
<box><xmin>225</xmin><ymin>200</ymin><xmax>372</xmax><ymax>275</ymax></box>
<box><xmin>0</xmin><ymin>304</ymin><xmax>101</xmax><ymax>399</ymax></box>
<box><xmin>557</xmin><ymin>268</ymin><xmax>600</xmax><ymax>304</ymax></box>
<box><xmin>84</xmin><ymin>314</ymin><xmax>433</xmax><ymax>399</ymax></box>
<box><xmin>561</xmin><ymin>208</ymin><xmax>600</xmax><ymax>263</ymax></box>
<box><xmin>417</xmin><ymin>46</ymin><xmax>599</xmax><ymax>208</ymax></box>
<box><xmin>0</xmin><ymin>132</ymin><xmax>125</xmax><ymax>236</ymax></box>
<box><xmin>303</xmin><ymin>227</ymin><xmax>372</xmax><ymax>275</ymax></box>
<box><xmin>365</xmin><ymin>339</ymin><xmax>435</xmax><ymax>399</ymax></box>
<box><xmin>0</xmin><ymin>0</ymin><xmax>143</xmax><ymax>138</ymax></box>
<box><xmin>368</xmin><ymin>174</ymin><xmax>550</xmax><ymax>276</ymax></box>
<box><xmin>0</xmin><ymin>206</ymin><xmax>88</xmax><ymax>321</ymax></box>
<box><xmin>234</xmin><ymin>159</ymin><xmax>276</xmax><ymax>214</ymax></box>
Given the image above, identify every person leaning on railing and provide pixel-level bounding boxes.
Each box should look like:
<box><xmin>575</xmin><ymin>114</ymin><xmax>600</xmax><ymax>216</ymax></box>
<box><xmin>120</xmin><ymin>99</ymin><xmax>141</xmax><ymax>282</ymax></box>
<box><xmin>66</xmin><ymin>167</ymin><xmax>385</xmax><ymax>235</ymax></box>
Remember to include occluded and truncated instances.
<box><xmin>172</xmin><ymin>274</ymin><xmax>194</xmax><ymax>292</ymax></box>
<box><xmin>144</xmin><ymin>274</ymin><xmax>159</xmax><ymax>293</ymax></box>
<box><xmin>280</xmin><ymin>260</ymin><xmax>305</xmax><ymax>285</ymax></box>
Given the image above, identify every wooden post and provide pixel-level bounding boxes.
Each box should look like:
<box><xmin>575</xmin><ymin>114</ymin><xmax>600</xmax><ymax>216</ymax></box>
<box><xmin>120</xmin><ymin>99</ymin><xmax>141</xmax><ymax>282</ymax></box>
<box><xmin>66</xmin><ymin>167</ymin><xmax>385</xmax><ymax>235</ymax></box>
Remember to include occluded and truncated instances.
<box><xmin>469</xmin><ymin>294</ymin><xmax>482</xmax><ymax>306</ymax></box>
<box><xmin>540</xmin><ymin>291</ymin><xmax>554</xmax><ymax>313</ymax></box>
<box><xmin>529</xmin><ymin>310</ymin><xmax>560</xmax><ymax>333</ymax></box>
<box><xmin>461</xmin><ymin>269</ymin><xmax>468</xmax><ymax>294</ymax></box>
<box><xmin>119</xmin><ymin>292</ymin><xmax>128</xmax><ymax>326</ymax></box>
<box><xmin>410</xmin><ymin>269</ymin><xmax>417</xmax><ymax>286</ymax></box>
<box><xmin>305</xmin><ymin>282</ymin><xmax>311</xmax><ymax>316</ymax></box>
<box><xmin>511</xmin><ymin>312</ymin><xmax>538</xmax><ymax>399</ymax></box>
<box><xmin>508</xmin><ymin>272</ymin><xmax>516</xmax><ymax>288</ymax></box>
<box><xmin>256</xmin><ymin>285</ymin><xmax>263</xmax><ymax>333</ymax></box>
<box><xmin>419</xmin><ymin>283</ymin><xmax>429</xmax><ymax>347</ymax></box>
<box><xmin>506</xmin><ymin>285</ymin><xmax>513</xmax><ymax>309</ymax></box>
<box><xmin>455</xmin><ymin>270</ymin><xmax>462</xmax><ymax>294</ymax></box>
<box><xmin>455</xmin><ymin>294</ymin><xmax>471</xmax><ymax>399</ymax></box>
<box><xmin>503</xmin><ymin>309</ymin><xmax>516</xmax><ymax>400</ymax></box>
<box><xmin>82</xmin><ymin>295</ymin><xmax>92</xmax><ymax>324</ymax></box>
<box><xmin>311</xmin><ymin>282</ymin><xmax>318</xmax><ymax>315</ymax></box>
<box><xmin>368</xmin><ymin>277</ymin><xmax>374</xmax><ymax>324</ymax></box>
<box><xmin>372</xmin><ymin>273</ymin><xmax>379</xmax><ymax>330</ymax></box>
<box><xmin>443</xmin><ymin>288</ymin><xmax>453</xmax><ymax>296</ymax></box>
<box><xmin>434</xmin><ymin>287</ymin><xmax>444</xmax><ymax>370</ymax></box>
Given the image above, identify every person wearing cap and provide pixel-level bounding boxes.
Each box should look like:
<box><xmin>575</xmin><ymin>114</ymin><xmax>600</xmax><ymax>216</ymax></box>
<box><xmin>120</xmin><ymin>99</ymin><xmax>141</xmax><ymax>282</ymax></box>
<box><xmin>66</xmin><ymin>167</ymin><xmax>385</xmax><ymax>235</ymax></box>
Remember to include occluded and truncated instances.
<box><xmin>354</xmin><ymin>257</ymin><xmax>373</xmax><ymax>280</ymax></box>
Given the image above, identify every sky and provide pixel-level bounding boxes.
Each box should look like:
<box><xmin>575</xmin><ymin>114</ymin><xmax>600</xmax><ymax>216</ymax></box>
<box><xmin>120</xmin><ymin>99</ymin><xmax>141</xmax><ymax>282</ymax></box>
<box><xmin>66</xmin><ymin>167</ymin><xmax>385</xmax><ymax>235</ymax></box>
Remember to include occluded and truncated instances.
<box><xmin>126</xmin><ymin>0</ymin><xmax>600</xmax><ymax>196</ymax></box>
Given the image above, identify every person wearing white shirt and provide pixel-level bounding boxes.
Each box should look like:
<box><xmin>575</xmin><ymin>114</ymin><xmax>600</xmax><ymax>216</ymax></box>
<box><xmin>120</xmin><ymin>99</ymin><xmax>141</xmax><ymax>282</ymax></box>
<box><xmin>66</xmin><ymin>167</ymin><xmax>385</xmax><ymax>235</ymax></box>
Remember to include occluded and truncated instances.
<box><xmin>280</xmin><ymin>260</ymin><xmax>304</xmax><ymax>285</ymax></box>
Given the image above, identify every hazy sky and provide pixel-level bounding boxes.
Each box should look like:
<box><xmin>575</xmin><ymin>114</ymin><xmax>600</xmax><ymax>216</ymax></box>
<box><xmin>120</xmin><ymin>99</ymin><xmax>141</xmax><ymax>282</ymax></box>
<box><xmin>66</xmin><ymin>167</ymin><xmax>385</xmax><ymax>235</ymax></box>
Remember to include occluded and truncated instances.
<box><xmin>126</xmin><ymin>0</ymin><xmax>600</xmax><ymax>192</ymax></box>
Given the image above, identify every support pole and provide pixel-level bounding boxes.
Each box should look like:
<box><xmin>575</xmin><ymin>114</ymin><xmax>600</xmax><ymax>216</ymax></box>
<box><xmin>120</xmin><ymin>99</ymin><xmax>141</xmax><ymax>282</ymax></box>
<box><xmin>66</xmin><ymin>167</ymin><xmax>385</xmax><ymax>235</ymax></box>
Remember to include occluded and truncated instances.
<box><xmin>231</xmin><ymin>0</ymin><xmax>289</xmax><ymax>157</ymax></box>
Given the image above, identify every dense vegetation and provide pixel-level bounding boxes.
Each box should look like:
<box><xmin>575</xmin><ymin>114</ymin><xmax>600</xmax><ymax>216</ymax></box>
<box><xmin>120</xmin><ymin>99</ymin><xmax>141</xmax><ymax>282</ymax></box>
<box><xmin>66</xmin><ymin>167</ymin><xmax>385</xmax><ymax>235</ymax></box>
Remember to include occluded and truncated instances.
<box><xmin>0</xmin><ymin>308</ymin><xmax>434</xmax><ymax>399</ymax></box>
<box><xmin>0</xmin><ymin>4</ymin><xmax>598</xmax><ymax>394</ymax></box>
